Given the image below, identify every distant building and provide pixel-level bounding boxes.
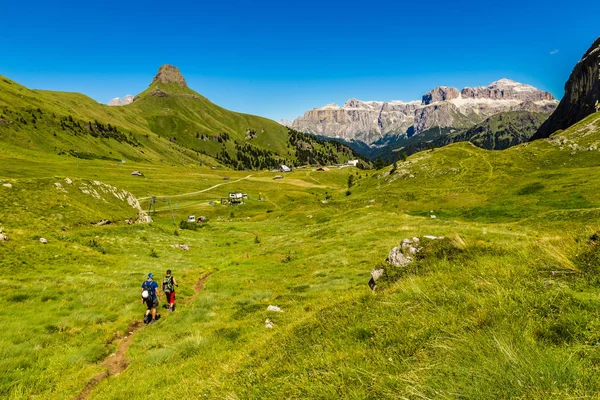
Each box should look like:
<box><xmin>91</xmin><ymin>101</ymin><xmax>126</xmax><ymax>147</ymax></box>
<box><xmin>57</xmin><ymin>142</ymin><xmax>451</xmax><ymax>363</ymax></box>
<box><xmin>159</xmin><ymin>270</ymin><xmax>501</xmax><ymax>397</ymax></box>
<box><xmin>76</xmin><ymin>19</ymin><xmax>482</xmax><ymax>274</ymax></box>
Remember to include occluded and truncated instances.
<box><xmin>279</xmin><ymin>165</ymin><xmax>291</xmax><ymax>172</ymax></box>
<box><xmin>224</xmin><ymin>192</ymin><xmax>244</xmax><ymax>205</ymax></box>
<box><xmin>347</xmin><ymin>160</ymin><xmax>359</xmax><ymax>167</ymax></box>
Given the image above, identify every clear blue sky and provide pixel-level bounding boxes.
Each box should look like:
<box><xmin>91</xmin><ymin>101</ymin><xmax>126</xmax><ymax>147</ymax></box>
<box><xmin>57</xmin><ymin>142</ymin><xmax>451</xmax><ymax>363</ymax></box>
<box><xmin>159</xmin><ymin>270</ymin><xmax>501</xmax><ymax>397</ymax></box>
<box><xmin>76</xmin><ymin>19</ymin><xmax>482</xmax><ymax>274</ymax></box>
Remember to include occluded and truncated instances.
<box><xmin>1</xmin><ymin>0</ymin><xmax>598</xmax><ymax>121</ymax></box>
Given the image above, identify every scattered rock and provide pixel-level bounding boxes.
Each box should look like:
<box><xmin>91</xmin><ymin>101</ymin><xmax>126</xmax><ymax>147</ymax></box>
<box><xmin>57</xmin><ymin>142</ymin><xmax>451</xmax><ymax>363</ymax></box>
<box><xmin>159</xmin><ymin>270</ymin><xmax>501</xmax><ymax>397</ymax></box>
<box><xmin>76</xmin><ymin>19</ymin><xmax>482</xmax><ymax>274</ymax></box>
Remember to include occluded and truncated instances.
<box><xmin>386</xmin><ymin>247</ymin><xmax>413</xmax><ymax>267</ymax></box>
<box><xmin>430</xmin><ymin>215</ymin><xmax>437</xmax><ymax>219</ymax></box>
<box><xmin>423</xmin><ymin>235</ymin><xmax>444</xmax><ymax>240</ymax></box>
<box><xmin>64</xmin><ymin>178</ymin><xmax>73</xmax><ymax>185</ymax></box>
<box><xmin>387</xmin><ymin>237</ymin><xmax>423</xmax><ymax>267</ymax></box>
<box><xmin>131</xmin><ymin>171</ymin><xmax>143</xmax><ymax>177</ymax></box>
<box><xmin>368</xmin><ymin>268</ymin><xmax>385</xmax><ymax>290</ymax></box>
<box><xmin>0</xmin><ymin>234</ymin><xmax>8</xmax><ymax>242</ymax></box>
<box><xmin>2</xmin><ymin>183</ymin><xmax>12</xmax><ymax>189</ymax></box>
<box><xmin>149</xmin><ymin>88</ymin><xmax>169</xmax><ymax>98</ymax></box>
<box><xmin>95</xmin><ymin>220</ymin><xmax>112</xmax><ymax>226</ymax></box>
<box><xmin>170</xmin><ymin>244</ymin><xmax>190</xmax><ymax>251</ymax></box>
<box><xmin>267</xmin><ymin>305</ymin><xmax>283</xmax><ymax>313</ymax></box>
<box><xmin>370</xmin><ymin>237</ymin><xmax>429</xmax><ymax>289</ymax></box>
<box><xmin>265</xmin><ymin>319</ymin><xmax>274</xmax><ymax>329</ymax></box>
<box><xmin>39</xmin><ymin>238</ymin><xmax>48</xmax><ymax>244</ymax></box>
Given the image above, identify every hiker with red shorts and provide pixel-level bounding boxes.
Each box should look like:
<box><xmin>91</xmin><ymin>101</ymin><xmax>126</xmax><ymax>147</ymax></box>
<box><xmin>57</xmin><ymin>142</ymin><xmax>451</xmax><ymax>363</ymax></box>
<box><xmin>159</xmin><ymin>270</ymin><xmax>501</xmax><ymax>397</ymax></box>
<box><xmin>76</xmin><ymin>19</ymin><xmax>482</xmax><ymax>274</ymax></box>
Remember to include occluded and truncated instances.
<box><xmin>162</xmin><ymin>270</ymin><xmax>178</xmax><ymax>312</ymax></box>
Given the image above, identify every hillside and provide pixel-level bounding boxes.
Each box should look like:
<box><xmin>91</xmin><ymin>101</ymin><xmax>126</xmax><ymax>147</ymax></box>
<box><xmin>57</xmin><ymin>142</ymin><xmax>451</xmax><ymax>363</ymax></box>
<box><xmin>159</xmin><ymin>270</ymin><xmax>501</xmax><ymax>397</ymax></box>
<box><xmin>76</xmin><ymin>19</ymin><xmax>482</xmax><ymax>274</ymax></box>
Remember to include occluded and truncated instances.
<box><xmin>3</xmin><ymin>108</ymin><xmax>600</xmax><ymax>398</ymax></box>
<box><xmin>0</xmin><ymin>67</ymin><xmax>361</xmax><ymax>170</ymax></box>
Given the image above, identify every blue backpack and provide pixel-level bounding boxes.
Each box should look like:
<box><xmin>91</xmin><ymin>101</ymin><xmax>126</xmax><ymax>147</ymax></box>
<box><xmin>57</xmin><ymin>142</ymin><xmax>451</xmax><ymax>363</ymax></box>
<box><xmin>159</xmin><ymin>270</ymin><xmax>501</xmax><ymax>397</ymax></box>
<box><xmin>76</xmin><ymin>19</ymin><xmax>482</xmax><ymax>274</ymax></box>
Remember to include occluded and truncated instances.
<box><xmin>142</xmin><ymin>280</ymin><xmax>156</xmax><ymax>300</ymax></box>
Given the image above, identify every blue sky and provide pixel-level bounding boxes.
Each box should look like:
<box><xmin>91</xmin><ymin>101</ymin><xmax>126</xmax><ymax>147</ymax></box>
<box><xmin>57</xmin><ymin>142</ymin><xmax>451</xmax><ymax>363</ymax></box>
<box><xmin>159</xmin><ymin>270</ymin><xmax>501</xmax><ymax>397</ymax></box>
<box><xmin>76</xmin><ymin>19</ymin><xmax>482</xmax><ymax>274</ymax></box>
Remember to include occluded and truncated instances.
<box><xmin>1</xmin><ymin>0</ymin><xmax>598</xmax><ymax>121</ymax></box>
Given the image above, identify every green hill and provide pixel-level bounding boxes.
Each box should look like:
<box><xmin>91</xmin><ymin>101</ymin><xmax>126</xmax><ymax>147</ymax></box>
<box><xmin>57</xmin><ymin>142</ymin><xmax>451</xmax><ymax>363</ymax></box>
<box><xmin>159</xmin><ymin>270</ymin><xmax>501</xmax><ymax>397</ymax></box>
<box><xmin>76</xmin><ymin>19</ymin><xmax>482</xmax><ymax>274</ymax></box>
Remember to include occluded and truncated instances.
<box><xmin>0</xmin><ymin>67</ymin><xmax>362</xmax><ymax>170</ymax></box>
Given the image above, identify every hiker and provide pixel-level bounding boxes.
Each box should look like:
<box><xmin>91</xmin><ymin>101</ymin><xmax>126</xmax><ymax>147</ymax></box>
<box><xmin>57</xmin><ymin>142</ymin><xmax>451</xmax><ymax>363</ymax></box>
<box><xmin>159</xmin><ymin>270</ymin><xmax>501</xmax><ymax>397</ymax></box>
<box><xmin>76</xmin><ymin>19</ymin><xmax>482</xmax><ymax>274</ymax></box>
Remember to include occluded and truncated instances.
<box><xmin>162</xmin><ymin>269</ymin><xmax>179</xmax><ymax>312</ymax></box>
<box><xmin>141</xmin><ymin>273</ymin><xmax>161</xmax><ymax>324</ymax></box>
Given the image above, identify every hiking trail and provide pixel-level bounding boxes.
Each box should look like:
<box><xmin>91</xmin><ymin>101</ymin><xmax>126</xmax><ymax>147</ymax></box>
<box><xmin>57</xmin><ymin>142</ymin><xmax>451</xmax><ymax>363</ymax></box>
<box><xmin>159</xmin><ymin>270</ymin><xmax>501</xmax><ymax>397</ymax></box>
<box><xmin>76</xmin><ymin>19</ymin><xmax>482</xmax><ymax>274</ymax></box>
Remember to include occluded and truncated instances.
<box><xmin>138</xmin><ymin>175</ymin><xmax>253</xmax><ymax>201</ymax></box>
<box><xmin>74</xmin><ymin>272</ymin><xmax>211</xmax><ymax>400</ymax></box>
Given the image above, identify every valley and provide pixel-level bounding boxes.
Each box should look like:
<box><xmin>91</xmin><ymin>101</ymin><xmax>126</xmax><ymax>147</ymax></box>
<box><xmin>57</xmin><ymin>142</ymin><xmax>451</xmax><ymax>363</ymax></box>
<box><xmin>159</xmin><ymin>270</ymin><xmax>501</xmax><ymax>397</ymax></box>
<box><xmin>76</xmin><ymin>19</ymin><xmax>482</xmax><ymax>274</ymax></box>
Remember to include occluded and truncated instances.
<box><xmin>2</xmin><ymin>27</ymin><xmax>600</xmax><ymax>400</ymax></box>
<box><xmin>3</xmin><ymin>109</ymin><xmax>600</xmax><ymax>397</ymax></box>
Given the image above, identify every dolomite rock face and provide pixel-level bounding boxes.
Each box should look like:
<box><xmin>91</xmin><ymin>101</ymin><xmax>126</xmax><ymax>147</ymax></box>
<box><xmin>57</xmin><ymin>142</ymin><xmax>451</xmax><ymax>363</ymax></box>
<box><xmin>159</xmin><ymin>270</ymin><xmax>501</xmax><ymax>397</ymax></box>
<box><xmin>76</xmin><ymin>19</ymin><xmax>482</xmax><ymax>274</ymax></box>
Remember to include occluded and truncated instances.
<box><xmin>291</xmin><ymin>99</ymin><xmax>420</xmax><ymax>143</ymax></box>
<box><xmin>291</xmin><ymin>79</ymin><xmax>558</xmax><ymax>144</ymax></box>
<box><xmin>151</xmin><ymin>64</ymin><xmax>187</xmax><ymax>87</ymax></box>
<box><xmin>461</xmin><ymin>79</ymin><xmax>555</xmax><ymax>102</ymax></box>
<box><xmin>533</xmin><ymin>37</ymin><xmax>600</xmax><ymax>140</ymax></box>
<box><xmin>422</xmin><ymin>86</ymin><xmax>460</xmax><ymax>105</ymax></box>
<box><xmin>108</xmin><ymin>95</ymin><xmax>135</xmax><ymax>106</ymax></box>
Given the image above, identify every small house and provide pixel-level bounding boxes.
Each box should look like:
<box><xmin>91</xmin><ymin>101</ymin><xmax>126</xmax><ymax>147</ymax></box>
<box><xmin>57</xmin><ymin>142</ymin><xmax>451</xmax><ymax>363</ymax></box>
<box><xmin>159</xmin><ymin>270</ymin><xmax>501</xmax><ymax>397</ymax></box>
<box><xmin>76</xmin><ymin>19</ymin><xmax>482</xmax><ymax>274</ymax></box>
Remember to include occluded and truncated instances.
<box><xmin>279</xmin><ymin>165</ymin><xmax>291</xmax><ymax>173</ymax></box>
<box><xmin>131</xmin><ymin>171</ymin><xmax>143</xmax><ymax>176</ymax></box>
<box><xmin>347</xmin><ymin>160</ymin><xmax>359</xmax><ymax>167</ymax></box>
<box><xmin>228</xmin><ymin>192</ymin><xmax>244</xmax><ymax>205</ymax></box>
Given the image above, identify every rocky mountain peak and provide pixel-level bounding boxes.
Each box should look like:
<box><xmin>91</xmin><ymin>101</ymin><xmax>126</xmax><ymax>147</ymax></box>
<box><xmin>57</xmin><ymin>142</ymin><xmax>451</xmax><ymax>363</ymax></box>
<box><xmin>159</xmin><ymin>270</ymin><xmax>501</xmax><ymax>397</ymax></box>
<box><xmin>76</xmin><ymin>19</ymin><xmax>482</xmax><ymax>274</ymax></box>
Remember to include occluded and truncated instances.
<box><xmin>533</xmin><ymin>37</ymin><xmax>600</xmax><ymax>139</ymax></box>
<box><xmin>422</xmin><ymin>86</ymin><xmax>460</xmax><ymax>105</ymax></box>
<box><xmin>461</xmin><ymin>79</ymin><xmax>554</xmax><ymax>102</ymax></box>
<box><xmin>151</xmin><ymin>64</ymin><xmax>187</xmax><ymax>87</ymax></box>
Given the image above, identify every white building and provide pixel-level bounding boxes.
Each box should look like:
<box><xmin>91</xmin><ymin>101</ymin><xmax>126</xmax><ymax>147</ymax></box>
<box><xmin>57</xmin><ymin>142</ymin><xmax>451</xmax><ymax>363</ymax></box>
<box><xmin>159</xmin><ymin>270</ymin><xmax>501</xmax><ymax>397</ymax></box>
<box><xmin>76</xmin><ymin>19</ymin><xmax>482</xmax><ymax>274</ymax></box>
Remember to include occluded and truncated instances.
<box><xmin>347</xmin><ymin>160</ymin><xmax>359</xmax><ymax>167</ymax></box>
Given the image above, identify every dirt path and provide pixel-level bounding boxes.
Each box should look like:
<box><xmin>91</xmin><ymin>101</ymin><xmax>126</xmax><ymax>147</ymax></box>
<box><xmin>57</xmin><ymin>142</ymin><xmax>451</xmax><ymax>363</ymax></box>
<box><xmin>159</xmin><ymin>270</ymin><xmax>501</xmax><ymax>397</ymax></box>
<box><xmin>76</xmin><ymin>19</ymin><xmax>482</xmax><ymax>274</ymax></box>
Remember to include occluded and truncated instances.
<box><xmin>75</xmin><ymin>272</ymin><xmax>211</xmax><ymax>400</ymax></box>
<box><xmin>138</xmin><ymin>175</ymin><xmax>253</xmax><ymax>201</ymax></box>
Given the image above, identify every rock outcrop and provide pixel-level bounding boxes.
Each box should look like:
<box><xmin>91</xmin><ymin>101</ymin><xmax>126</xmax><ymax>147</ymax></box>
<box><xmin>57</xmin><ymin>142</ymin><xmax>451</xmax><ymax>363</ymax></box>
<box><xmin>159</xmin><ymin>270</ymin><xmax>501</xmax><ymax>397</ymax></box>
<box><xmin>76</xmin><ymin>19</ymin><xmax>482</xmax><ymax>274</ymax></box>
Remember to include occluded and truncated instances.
<box><xmin>151</xmin><ymin>64</ymin><xmax>188</xmax><ymax>87</ymax></box>
<box><xmin>422</xmin><ymin>86</ymin><xmax>460</xmax><ymax>105</ymax></box>
<box><xmin>533</xmin><ymin>37</ymin><xmax>600</xmax><ymax>140</ymax></box>
<box><xmin>291</xmin><ymin>79</ymin><xmax>558</xmax><ymax>144</ymax></box>
<box><xmin>291</xmin><ymin>99</ymin><xmax>420</xmax><ymax>143</ymax></box>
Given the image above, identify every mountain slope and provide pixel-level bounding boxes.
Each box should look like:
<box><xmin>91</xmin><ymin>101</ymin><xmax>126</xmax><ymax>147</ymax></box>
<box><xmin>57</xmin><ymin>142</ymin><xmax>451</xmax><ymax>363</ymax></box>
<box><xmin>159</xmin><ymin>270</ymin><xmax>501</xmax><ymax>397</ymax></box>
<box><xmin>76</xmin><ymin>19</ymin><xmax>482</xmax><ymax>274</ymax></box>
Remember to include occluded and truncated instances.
<box><xmin>436</xmin><ymin>111</ymin><xmax>550</xmax><ymax>150</ymax></box>
<box><xmin>0</xmin><ymin>75</ymin><xmax>204</xmax><ymax>165</ymax></box>
<box><xmin>0</xmin><ymin>66</ymin><xmax>362</xmax><ymax>169</ymax></box>
<box><xmin>533</xmin><ymin>37</ymin><xmax>600</xmax><ymax>139</ymax></box>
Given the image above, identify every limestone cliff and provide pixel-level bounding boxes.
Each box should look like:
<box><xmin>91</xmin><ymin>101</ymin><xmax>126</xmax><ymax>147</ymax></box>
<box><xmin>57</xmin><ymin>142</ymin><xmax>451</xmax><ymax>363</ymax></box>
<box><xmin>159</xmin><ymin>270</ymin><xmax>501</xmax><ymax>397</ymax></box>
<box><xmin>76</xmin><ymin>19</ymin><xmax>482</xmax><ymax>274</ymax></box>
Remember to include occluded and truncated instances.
<box><xmin>533</xmin><ymin>37</ymin><xmax>600</xmax><ymax>139</ymax></box>
<box><xmin>292</xmin><ymin>79</ymin><xmax>558</xmax><ymax>144</ymax></box>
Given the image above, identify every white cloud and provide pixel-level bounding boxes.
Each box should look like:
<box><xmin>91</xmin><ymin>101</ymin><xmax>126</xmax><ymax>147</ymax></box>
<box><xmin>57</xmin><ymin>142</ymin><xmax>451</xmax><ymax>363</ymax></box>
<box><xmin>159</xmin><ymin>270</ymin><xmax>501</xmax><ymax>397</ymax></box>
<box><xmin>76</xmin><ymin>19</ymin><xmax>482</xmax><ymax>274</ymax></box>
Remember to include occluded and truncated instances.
<box><xmin>550</xmin><ymin>49</ymin><xmax>559</xmax><ymax>55</ymax></box>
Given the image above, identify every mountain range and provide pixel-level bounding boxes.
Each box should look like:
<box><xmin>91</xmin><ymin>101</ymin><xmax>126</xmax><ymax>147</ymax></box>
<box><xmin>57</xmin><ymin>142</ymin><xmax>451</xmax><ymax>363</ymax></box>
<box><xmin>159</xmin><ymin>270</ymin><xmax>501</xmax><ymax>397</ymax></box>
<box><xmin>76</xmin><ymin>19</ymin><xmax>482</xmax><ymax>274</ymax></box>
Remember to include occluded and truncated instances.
<box><xmin>285</xmin><ymin>79</ymin><xmax>559</xmax><ymax>158</ymax></box>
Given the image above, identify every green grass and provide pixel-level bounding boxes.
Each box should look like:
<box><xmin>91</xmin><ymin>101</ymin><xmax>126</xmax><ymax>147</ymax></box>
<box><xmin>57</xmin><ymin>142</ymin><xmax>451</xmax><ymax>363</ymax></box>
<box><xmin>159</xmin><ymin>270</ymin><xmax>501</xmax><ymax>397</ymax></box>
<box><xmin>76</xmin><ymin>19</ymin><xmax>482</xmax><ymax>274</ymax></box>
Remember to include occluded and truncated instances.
<box><xmin>0</xmin><ymin>74</ymin><xmax>358</xmax><ymax>169</ymax></box>
<box><xmin>3</xmin><ymin>85</ymin><xmax>600</xmax><ymax>398</ymax></box>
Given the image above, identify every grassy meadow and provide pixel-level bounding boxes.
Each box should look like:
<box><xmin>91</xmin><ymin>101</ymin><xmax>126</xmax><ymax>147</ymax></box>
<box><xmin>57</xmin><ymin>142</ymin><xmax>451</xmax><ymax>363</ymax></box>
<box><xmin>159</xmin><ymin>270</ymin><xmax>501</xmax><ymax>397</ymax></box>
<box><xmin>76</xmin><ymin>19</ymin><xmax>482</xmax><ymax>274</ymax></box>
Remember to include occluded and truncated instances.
<box><xmin>2</xmin><ymin>114</ymin><xmax>600</xmax><ymax>398</ymax></box>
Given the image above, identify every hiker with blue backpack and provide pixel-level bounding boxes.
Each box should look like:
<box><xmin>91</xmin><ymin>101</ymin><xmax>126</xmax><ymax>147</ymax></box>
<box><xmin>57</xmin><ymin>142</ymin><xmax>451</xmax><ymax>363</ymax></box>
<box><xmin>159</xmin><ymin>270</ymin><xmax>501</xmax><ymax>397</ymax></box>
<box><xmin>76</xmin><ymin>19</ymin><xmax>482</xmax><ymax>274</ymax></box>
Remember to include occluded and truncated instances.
<box><xmin>141</xmin><ymin>273</ymin><xmax>161</xmax><ymax>324</ymax></box>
